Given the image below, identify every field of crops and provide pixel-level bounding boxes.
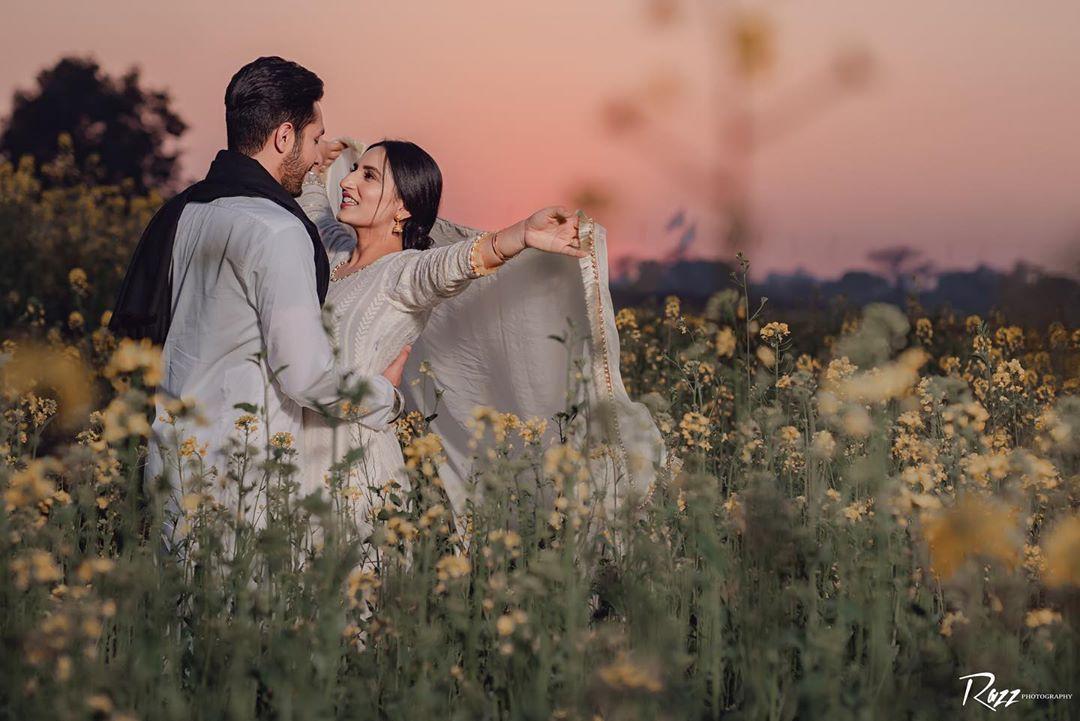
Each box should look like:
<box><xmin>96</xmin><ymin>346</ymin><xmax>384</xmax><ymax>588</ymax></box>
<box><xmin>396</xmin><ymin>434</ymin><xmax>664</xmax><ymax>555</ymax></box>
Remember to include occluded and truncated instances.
<box><xmin>1</xmin><ymin>157</ymin><xmax>1078</xmax><ymax>720</ymax></box>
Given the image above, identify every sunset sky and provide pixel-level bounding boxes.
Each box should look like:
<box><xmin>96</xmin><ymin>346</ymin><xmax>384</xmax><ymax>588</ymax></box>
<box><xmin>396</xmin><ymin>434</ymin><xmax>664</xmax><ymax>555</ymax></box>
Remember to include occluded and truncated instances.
<box><xmin>3</xmin><ymin>0</ymin><xmax>1079</xmax><ymax>279</ymax></box>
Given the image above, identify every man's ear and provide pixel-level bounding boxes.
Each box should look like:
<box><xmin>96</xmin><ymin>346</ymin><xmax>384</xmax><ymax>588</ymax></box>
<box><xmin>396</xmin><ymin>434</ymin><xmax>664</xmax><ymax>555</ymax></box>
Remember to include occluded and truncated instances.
<box><xmin>273</xmin><ymin>122</ymin><xmax>296</xmax><ymax>154</ymax></box>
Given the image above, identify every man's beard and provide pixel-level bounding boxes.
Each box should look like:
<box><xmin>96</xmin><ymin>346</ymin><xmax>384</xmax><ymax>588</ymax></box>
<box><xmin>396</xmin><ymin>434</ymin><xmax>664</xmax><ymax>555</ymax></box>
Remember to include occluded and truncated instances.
<box><xmin>280</xmin><ymin>142</ymin><xmax>308</xmax><ymax>197</ymax></box>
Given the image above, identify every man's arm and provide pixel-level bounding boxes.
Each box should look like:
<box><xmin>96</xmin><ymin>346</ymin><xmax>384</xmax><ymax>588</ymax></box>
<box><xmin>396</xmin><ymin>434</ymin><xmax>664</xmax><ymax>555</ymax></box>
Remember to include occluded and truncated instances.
<box><xmin>248</xmin><ymin>222</ymin><xmax>400</xmax><ymax>430</ymax></box>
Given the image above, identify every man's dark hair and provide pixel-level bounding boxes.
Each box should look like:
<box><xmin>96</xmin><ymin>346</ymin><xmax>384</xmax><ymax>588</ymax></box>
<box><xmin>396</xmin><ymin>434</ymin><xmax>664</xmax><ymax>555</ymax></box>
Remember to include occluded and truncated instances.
<box><xmin>224</xmin><ymin>56</ymin><xmax>323</xmax><ymax>155</ymax></box>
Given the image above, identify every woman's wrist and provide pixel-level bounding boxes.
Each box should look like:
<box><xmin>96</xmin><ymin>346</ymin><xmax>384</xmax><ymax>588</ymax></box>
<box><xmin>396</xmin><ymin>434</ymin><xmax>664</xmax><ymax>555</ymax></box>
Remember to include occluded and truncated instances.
<box><xmin>494</xmin><ymin>222</ymin><xmax>528</xmax><ymax>258</ymax></box>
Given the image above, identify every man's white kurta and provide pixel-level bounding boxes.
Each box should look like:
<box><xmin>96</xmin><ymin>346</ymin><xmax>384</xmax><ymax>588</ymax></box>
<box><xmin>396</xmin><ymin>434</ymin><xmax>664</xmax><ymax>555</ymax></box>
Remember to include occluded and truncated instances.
<box><xmin>144</xmin><ymin>196</ymin><xmax>398</xmax><ymax>534</ymax></box>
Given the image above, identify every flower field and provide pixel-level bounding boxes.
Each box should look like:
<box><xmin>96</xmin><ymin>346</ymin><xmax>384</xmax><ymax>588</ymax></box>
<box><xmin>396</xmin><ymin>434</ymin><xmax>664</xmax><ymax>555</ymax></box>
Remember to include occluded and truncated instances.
<box><xmin>1</xmin><ymin>156</ymin><xmax>1078</xmax><ymax>720</ymax></box>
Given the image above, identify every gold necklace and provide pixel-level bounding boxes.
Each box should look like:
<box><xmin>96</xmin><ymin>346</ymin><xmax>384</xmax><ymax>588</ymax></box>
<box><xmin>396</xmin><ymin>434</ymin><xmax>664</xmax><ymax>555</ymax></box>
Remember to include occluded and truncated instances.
<box><xmin>330</xmin><ymin>258</ymin><xmax>370</xmax><ymax>282</ymax></box>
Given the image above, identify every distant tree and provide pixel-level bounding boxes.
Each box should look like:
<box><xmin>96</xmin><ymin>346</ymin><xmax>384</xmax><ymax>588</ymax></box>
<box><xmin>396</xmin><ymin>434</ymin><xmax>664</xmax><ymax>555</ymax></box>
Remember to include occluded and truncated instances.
<box><xmin>866</xmin><ymin>246</ymin><xmax>917</xmax><ymax>285</ymax></box>
<box><xmin>0</xmin><ymin>56</ymin><xmax>186</xmax><ymax>193</ymax></box>
<box><xmin>865</xmin><ymin>245</ymin><xmax>935</xmax><ymax>292</ymax></box>
<box><xmin>821</xmin><ymin>270</ymin><xmax>898</xmax><ymax>307</ymax></box>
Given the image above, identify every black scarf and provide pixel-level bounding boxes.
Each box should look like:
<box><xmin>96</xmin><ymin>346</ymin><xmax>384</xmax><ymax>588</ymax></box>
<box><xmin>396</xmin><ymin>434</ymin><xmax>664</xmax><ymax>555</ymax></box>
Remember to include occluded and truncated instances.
<box><xmin>109</xmin><ymin>149</ymin><xmax>329</xmax><ymax>344</ymax></box>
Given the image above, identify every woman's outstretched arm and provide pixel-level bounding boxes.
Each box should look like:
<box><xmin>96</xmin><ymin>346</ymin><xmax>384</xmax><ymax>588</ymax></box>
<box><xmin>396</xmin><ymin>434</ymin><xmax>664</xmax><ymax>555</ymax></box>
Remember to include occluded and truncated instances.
<box><xmin>391</xmin><ymin>207</ymin><xmax>587</xmax><ymax>312</ymax></box>
<box><xmin>298</xmin><ymin>171</ymin><xmax>357</xmax><ymax>256</ymax></box>
<box><xmin>389</xmin><ymin>236</ymin><xmax>489</xmax><ymax>312</ymax></box>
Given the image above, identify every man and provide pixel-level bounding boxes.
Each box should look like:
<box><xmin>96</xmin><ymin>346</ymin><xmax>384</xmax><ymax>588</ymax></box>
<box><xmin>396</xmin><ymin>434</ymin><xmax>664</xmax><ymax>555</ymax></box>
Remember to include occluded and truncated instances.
<box><xmin>110</xmin><ymin>57</ymin><xmax>408</xmax><ymax>542</ymax></box>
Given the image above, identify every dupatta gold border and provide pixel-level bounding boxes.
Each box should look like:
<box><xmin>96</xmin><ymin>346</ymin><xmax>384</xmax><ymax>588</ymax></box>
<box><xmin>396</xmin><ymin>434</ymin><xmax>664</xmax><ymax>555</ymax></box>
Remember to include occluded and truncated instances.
<box><xmin>575</xmin><ymin>211</ymin><xmax>633</xmax><ymax>503</ymax></box>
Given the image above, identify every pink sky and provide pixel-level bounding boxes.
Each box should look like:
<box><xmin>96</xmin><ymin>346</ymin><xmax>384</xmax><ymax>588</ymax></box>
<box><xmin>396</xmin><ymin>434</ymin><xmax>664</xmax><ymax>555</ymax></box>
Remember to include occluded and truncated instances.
<box><xmin>3</xmin><ymin>0</ymin><xmax>1079</xmax><ymax>279</ymax></box>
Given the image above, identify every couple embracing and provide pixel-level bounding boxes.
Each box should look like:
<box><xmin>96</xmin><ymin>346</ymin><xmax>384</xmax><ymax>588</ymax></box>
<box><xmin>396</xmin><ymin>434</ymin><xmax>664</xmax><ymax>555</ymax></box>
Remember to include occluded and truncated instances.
<box><xmin>110</xmin><ymin>56</ymin><xmax>662</xmax><ymax>548</ymax></box>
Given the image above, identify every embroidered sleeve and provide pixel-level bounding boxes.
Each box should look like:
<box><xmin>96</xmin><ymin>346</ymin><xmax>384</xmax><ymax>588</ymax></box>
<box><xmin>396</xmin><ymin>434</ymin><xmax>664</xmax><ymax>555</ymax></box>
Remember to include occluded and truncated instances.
<box><xmin>299</xmin><ymin>172</ymin><xmax>357</xmax><ymax>255</ymax></box>
<box><xmin>389</xmin><ymin>238</ymin><xmax>480</xmax><ymax>312</ymax></box>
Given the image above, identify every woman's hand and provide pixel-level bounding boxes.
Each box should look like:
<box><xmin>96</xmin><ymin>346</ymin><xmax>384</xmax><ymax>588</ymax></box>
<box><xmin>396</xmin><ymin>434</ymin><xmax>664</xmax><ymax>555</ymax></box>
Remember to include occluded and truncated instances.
<box><xmin>520</xmin><ymin>206</ymin><xmax>587</xmax><ymax>259</ymax></box>
<box><xmin>317</xmin><ymin>138</ymin><xmax>348</xmax><ymax>172</ymax></box>
<box><xmin>380</xmin><ymin>345</ymin><xmax>411</xmax><ymax>387</ymax></box>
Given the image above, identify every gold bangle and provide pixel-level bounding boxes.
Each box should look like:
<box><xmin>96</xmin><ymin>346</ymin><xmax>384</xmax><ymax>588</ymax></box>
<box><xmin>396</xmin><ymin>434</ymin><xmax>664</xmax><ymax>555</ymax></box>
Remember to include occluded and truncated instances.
<box><xmin>490</xmin><ymin>230</ymin><xmax>510</xmax><ymax>263</ymax></box>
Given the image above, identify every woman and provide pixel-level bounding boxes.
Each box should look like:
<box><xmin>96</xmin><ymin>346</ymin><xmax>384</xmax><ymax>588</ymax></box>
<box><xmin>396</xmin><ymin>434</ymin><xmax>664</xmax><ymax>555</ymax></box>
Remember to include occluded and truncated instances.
<box><xmin>297</xmin><ymin>139</ymin><xmax>588</xmax><ymax>519</ymax></box>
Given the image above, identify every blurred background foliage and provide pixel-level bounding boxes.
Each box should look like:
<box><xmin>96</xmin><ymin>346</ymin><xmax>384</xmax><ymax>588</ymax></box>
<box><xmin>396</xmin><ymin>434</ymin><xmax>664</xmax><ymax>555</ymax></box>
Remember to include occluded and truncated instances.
<box><xmin>0</xmin><ymin>56</ymin><xmax>185</xmax><ymax>195</ymax></box>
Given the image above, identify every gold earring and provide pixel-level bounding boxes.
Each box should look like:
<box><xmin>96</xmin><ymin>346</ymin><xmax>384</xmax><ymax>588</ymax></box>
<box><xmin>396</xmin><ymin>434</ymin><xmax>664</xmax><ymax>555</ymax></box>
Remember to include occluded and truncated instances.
<box><xmin>392</xmin><ymin>213</ymin><xmax>405</xmax><ymax>235</ymax></box>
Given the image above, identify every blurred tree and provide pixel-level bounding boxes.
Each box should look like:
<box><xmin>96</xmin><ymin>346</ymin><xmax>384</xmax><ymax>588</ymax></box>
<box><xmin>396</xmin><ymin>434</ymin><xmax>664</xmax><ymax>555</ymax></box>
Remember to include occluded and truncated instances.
<box><xmin>867</xmin><ymin>245</ymin><xmax>935</xmax><ymax>292</ymax></box>
<box><xmin>0</xmin><ymin>56</ymin><xmax>187</xmax><ymax>194</ymax></box>
<box><xmin>590</xmin><ymin>2</ymin><xmax>875</xmax><ymax>261</ymax></box>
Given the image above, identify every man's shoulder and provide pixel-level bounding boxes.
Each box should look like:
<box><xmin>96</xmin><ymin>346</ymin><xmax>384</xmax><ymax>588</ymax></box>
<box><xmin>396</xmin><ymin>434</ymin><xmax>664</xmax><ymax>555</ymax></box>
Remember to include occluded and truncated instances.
<box><xmin>193</xmin><ymin>197</ymin><xmax>307</xmax><ymax>237</ymax></box>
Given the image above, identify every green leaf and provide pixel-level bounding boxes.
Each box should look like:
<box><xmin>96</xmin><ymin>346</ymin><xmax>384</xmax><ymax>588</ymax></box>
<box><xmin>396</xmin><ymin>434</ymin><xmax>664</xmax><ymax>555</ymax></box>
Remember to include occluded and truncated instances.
<box><xmin>340</xmin><ymin>447</ymin><xmax>366</xmax><ymax>466</ymax></box>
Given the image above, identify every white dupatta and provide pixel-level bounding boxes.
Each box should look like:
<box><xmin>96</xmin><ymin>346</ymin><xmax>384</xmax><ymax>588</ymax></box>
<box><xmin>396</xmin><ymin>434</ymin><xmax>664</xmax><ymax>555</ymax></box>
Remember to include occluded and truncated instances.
<box><xmin>325</xmin><ymin>144</ymin><xmax>665</xmax><ymax>517</ymax></box>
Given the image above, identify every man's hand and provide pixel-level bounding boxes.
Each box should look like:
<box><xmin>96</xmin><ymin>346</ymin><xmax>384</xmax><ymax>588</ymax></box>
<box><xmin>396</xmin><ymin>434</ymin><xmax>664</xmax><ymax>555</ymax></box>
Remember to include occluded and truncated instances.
<box><xmin>317</xmin><ymin>138</ymin><xmax>348</xmax><ymax>172</ymax></box>
<box><xmin>381</xmin><ymin>345</ymin><xmax>411</xmax><ymax>387</ymax></box>
<box><xmin>522</xmin><ymin>206</ymin><xmax>586</xmax><ymax>259</ymax></box>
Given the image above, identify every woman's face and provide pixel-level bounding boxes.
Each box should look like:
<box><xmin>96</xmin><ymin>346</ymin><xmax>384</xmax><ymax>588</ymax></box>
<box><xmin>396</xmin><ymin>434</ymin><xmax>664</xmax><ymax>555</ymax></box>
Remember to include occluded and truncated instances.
<box><xmin>337</xmin><ymin>146</ymin><xmax>409</xmax><ymax>230</ymax></box>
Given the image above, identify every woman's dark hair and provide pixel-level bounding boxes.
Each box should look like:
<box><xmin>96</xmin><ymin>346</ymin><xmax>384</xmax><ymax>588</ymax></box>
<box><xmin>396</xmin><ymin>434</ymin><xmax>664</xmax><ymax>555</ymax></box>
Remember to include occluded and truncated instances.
<box><xmin>367</xmin><ymin>140</ymin><xmax>442</xmax><ymax>251</ymax></box>
<box><xmin>225</xmin><ymin>56</ymin><xmax>324</xmax><ymax>155</ymax></box>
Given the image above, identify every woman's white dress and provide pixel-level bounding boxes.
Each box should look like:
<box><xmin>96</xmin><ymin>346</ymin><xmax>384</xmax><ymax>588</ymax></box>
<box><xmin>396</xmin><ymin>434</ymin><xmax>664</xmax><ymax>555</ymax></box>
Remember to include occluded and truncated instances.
<box><xmin>297</xmin><ymin>179</ymin><xmax>483</xmax><ymax>504</ymax></box>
